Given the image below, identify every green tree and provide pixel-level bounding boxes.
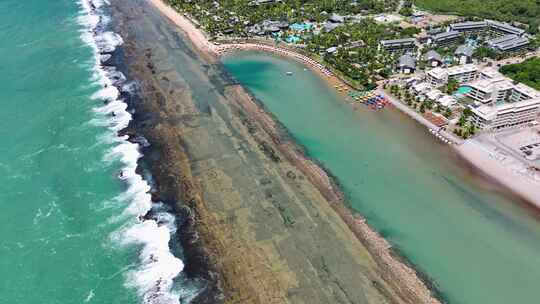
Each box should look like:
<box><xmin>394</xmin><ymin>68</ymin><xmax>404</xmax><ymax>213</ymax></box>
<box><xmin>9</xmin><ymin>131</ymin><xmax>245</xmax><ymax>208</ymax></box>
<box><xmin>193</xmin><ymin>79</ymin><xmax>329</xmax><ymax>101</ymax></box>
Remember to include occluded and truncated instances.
<box><xmin>444</xmin><ymin>107</ymin><xmax>452</xmax><ymax>118</ymax></box>
<box><xmin>462</xmin><ymin>107</ymin><xmax>473</xmax><ymax>117</ymax></box>
<box><xmin>474</xmin><ymin>46</ymin><xmax>498</xmax><ymax>60</ymax></box>
<box><xmin>500</xmin><ymin>57</ymin><xmax>540</xmax><ymax>91</ymax></box>
<box><xmin>446</xmin><ymin>79</ymin><xmax>459</xmax><ymax>94</ymax></box>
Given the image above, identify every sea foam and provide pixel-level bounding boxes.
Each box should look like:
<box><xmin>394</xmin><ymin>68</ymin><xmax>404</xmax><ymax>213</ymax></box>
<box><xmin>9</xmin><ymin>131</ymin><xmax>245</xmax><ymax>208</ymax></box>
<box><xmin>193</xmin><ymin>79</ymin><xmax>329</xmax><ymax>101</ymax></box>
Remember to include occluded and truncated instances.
<box><xmin>76</xmin><ymin>1</ymin><xmax>184</xmax><ymax>303</ymax></box>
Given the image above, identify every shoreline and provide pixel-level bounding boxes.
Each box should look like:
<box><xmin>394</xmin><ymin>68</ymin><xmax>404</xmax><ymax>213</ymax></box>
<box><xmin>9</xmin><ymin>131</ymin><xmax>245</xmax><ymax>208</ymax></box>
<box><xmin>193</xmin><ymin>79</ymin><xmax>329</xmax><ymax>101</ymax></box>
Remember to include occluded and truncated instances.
<box><xmin>456</xmin><ymin>140</ymin><xmax>540</xmax><ymax>208</ymax></box>
<box><xmin>149</xmin><ymin>0</ymin><xmax>443</xmax><ymax>303</ymax></box>
<box><xmin>214</xmin><ymin>38</ymin><xmax>540</xmax><ymax>212</ymax></box>
<box><xmin>79</xmin><ymin>0</ymin><xmax>187</xmax><ymax>302</ymax></box>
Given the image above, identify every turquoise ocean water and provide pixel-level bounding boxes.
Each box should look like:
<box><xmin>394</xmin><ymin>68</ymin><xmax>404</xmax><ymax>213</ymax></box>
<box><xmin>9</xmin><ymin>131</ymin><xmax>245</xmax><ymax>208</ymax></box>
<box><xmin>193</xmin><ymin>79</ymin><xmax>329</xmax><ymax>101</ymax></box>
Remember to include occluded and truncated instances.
<box><xmin>223</xmin><ymin>52</ymin><xmax>540</xmax><ymax>304</ymax></box>
<box><xmin>0</xmin><ymin>1</ymin><xmax>184</xmax><ymax>303</ymax></box>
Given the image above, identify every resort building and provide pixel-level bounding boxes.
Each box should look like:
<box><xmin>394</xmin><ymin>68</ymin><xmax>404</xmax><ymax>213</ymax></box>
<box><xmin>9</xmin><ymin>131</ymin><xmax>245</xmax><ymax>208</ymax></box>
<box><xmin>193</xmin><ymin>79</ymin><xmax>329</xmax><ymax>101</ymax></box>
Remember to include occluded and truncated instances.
<box><xmin>328</xmin><ymin>13</ymin><xmax>345</xmax><ymax>23</ymax></box>
<box><xmin>379</xmin><ymin>38</ymin><xmax>416</xmax><ymax>54</ymax></box>
<box><xmin>485</xmin><ymin>20</ymin><xmax>526</xmax><ymax>37</ymax></box>
<box><xmin>454</xmin><ymin>44</ymin><xmax>474</xmax><ymax>64</ymax></box>
<box><xmin>448</xmin><ymin>19</ymin><xmax>526</xmax><ymax>39</ymax></box>
<box><xmin>429</xmin><ymin>30</ymin><xmax>461</xmax><ymax>47</ymax></box>
<box><xmin>438</xmin><ymin>95</ymin><xmax>457</xmax><ymax>107</ymax></box>
<box><xmin>249</xmin><ymin>0</ymin><xmax>282</xmax><ymax>6</ymax></box>
<box><xmin>325</xmin><ymin>46</ymin><xmax>338</xmax><ymax>54</ymax></box>
<box><xmin>467</xmin><ymin>78</ymin><xmax>515</xmax><ymax>104</ymax></box>
<box><xmin>425</xmin><ymin>88</ymin><xmax>443</xmax><ymax>101</ymax></box>
<box><xmin>479</xmin><ymin>67</ymin><xmax>502</xmax><ymax>80</ymax></box>
<box><xmin>323</xmin><ymin>22</ymin><xmax>340</xmax><ymax>32</ymax></box>
<box><xmin>510</xmin><ymin>83</ymin><xmax>540</xmax><ymax>102</ymax></box>
<box><xmin>426</xmin><ymin>64</ymin><xmax>479</xmax><ymax>87</ymax></box>
<box><xmin>487</xmin><ymin>34</ymin><xmax>518</xmax><ymax>48</ymax></box>
<box><xmin>247</xmin><ymin>20</ymin><xmax>289</xmax><ymax>35</ymax></box>
<box><xmin>467</xmin><ymin>71</ymin><xmax>540</xmax><ymax>130</ymax></box>
<box><xmin>398</xmin><ymin>54</ymin><xmax>416</xmax><ymax>74</ymax></box>
<box><xmin>413</xmin><ymin>87</ymin><xmax>456</xmax><ymax>107</ymax></box>
<box><xmin>424</xmin><ymin>50</ymin><xmax>442</xmax><ymax>67</ymax></box>
<box><xmin>487</xmin><ymin>35</ymin><xmax>530</xmax><ymax>53</ymax></box>
<box><xmin>467</xmin><ymin>77</ymin><xmax>540</xmax><ymax>105</ymax></box>
<box><xmin>470</xmin><ymin>98</ymin><xmax>540</xmax><ymax>130</ymax></box>
<box><xmin>449</xmin><ymin>21</ymin><xmax>487</xmax><ymax>36</ymax></box>
<box><xmin>412</xmin><ymin>81</ymin><xmax>432</xmax><ymax>94</ymax></box>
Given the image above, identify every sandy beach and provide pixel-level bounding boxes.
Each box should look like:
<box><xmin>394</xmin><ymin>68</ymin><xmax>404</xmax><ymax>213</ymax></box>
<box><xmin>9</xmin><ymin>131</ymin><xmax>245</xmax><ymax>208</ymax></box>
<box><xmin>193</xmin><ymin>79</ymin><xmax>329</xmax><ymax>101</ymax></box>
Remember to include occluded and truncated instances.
<box><xmin>148</xmin><ymin>0</ymin><xmax>217</xmax><ymax>59</ymax></box>
<box><xmin>457</xmin><ymin>139</ymin><xmax>540</xmax><ymax>207</ymax></box>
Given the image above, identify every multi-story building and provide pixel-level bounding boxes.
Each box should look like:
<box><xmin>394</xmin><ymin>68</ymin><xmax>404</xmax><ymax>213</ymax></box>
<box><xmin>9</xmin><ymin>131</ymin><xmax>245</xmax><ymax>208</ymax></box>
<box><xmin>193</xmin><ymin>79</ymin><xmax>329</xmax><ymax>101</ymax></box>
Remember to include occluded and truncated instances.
<box><xmin>487</xmin><ymin>34</ymin><xmax>530</xmax><ymax>53</ymax></box>
<box><xmin>398</xmin><ymin>54</ymin><xmax>416</xmax><ymax>74</ymax></box>
<box><xmin>449</xmin><ymin>21</ymin><xmax>487</xmax><ymax>36</ymax></box>
<box><xmin>487</xmin><ymin>34</ymin><xmax>518</xmax><ymax>48</ymax></box>
<box><xmin>429</xmin><ymin>30</ymin><xmax>461</xmax><ymax>47</ymax></box>
<box><xmin>454</xmin><ymin>44</ymin><xmax>474</xmax><ymax>64</ymax></box>
<box><xmin>467</xmin><ymin>69</ymin><xmax>540</xmax><ymax>130</ymax></box>
<box><xmin>424</xmin><ymin>64</ymin><xmax>540</xmax><ymax>131</ymax></box>
<box><xmin>485</xmin><ymin>20</ymin><xmax>525</xmax><ymax>37</ymax></box>
<box><xmin>479</xmin><ymin>67</ymin><xmax>501</xmax><ymax>80</ymax></box>
<box><xmin>448</xmin><ymin>19</ymin><xmax>525</xmax><ymax>39</ymax></box>
<box><xmin>511</xmin><ymin>83</ymin><xmax>540</xmax><ymax>102</ymax></box>
<box><xmin>379</xmin><ymin>38</ymin><xmax>416</xmax><ymax>54</ymax></box>
<box><xmin>467</xmin><ymin>78</ymin><xmax>514</xmax><ymax>104</ymax></box>
<box><xmin>426</xmin><ymin>67</ymin><xmax>448</xmax><ymax>87</ymax></box>
<box><xmin>426</xmin><ymin>64</ymin><xmax>479</xmax><ymax>87</ymax></box>
<box><xmin>470</xmin><ymin>98</ymin><xmax>540</xmax><ymax>130</ymax></box>
<box><xmin>467</xmin><ymin>76</ymin><xmax>539</xmax><ymax>104</ymax></box>
<box><xmin>424</xmin><ymin>50</ymin><xmax>443</xmax><ymax>67</ymax></box>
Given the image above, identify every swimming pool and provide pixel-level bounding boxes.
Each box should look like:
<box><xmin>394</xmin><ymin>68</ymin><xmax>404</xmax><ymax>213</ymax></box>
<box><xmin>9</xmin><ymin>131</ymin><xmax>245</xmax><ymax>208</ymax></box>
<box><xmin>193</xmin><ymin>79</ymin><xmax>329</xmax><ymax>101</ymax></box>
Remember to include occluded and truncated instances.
<box><xmin>456</xmin><ymin>86</ymin><xmax>472</xmax><ymax>94</ymax></box>
<box><xmin>290</xmin><ymin>22</ymin><xmax>313</xmax><ymax>31</ymax></box>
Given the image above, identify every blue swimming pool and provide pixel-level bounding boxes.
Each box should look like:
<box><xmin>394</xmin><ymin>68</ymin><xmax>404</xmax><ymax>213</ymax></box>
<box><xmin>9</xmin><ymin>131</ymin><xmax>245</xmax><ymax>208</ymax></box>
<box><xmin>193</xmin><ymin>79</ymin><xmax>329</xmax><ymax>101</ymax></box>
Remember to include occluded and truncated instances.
<box><xmin>456</xmin><ymin>86</ymin><xmax>472</xmax><ymax>94</ymax></box>
<box><xmin>290</xmin><ymin>22</ymin><xmax>313</xmax><ymax>31</ymax></box>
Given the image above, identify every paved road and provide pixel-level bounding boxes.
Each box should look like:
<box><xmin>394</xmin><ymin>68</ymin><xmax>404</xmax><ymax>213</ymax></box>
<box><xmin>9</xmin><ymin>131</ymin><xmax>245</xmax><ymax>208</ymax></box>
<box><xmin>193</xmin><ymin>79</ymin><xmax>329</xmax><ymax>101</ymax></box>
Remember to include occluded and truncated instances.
<box><xmin>494</xmin><ymin>50</ymin><xmax>540</xmax><ymax>68</ymax></box>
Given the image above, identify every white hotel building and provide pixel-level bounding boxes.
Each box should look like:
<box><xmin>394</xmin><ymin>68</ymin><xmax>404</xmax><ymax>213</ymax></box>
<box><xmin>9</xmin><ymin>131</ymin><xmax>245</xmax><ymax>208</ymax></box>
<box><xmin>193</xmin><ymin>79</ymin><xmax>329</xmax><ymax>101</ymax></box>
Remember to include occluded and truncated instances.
<box><xmin>426</xmin><ymin>64</ymin><xmax>479</xmax><ymax>87</ymax></box>
<box><xmin>469</xmin><ymin>99</ymin><xmax>540</xmax><ymax>130</ymax></box>
<box><xmin>425</xmin><ymin>66</ymin><xmax>540</xmax><ymax>131</ymax></box>
<box><xmin>466</xmin><ymin>69</ymin><xmax>540</xmax><ymax>130</ymax></box>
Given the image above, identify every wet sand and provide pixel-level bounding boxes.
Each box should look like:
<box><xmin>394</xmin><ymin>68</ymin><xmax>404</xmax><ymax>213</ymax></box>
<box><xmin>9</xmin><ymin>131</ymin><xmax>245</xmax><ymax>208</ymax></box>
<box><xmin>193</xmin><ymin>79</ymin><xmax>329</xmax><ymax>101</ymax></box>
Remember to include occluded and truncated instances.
<box><xmin>110</xmin><ymin>0</ymin><xmax>441</xmax><ymax>303</ymax></box>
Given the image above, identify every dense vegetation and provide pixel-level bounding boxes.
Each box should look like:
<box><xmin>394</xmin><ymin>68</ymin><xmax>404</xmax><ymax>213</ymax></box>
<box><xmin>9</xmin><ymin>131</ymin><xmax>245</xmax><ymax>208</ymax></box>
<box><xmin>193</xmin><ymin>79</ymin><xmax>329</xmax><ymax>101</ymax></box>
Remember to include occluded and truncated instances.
<box><xmin>167</xmin><ymin>0</ymin><xmax>399</xmax><ymax>35</ymax></box>
<box><xmin>414</xmin><ymin>0</ymin><xmax>540</xmax><ymax>31</ymax></box>
<box><xmin>166</xmin><ymin>0</ymin><xmax>408</xmax><ymax>89</ymax></box>
<box><xmin>307</xmin><ymin>20</ymin><xmax>406</xmax><ymax>86</ymax></box>
<box><xmin>500</xmin><ymin>57</ymin><xmax>540</xmax><ymax>90</ymax></box>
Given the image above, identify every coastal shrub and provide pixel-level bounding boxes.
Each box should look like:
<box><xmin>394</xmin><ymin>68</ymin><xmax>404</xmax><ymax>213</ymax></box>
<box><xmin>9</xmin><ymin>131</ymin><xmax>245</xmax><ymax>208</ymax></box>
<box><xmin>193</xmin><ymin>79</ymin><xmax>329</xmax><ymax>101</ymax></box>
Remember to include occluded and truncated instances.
<box><xmin>414</xmin><ymin>0</ymin><xmax>540</xmax><ymax>25</ymax></box>
<box><xmin>500</xmin><ymin>57</ymin><xmax>540</xmax><ymax>91</ymax></box>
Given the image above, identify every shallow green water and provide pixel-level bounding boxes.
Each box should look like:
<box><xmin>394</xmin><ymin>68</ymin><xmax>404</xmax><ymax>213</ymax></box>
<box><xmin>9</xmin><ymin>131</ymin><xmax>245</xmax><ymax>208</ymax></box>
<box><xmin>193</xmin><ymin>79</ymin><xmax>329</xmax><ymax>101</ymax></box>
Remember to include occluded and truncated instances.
<box><xmin>0</xmin><ymin>1</ymin><xmax>137</xmax><ymax>303</ymax></box>
<box><xmin>223</xmin><ymin>52</ymin><xmax>540</xmax><ymax>304</ymax></box>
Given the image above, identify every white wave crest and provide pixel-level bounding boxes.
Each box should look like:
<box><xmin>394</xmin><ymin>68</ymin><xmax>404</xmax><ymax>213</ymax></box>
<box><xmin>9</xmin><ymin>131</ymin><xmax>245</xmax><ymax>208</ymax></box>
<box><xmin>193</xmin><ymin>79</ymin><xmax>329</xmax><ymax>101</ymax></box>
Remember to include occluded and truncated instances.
<box><xmin>76</xmin><ymin>0</ymin><xmax>184</xmax><ymax>303</ymax></box>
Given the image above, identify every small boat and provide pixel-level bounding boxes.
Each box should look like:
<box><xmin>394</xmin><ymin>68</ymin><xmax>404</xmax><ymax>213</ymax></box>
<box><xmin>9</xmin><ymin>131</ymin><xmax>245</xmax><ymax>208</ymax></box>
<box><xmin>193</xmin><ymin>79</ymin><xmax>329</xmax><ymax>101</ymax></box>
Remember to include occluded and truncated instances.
<box><xmin>286</xmin><ymin>71</ymin><xmax>293</xmax><ymax>76</ymax></box>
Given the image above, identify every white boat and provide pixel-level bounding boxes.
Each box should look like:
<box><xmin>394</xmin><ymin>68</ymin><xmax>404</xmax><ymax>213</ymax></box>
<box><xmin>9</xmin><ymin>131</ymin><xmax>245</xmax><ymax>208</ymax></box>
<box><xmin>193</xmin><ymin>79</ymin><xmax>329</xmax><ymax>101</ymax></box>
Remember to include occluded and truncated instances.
<box><xmin>286</xmin><ymin>71</ymin><xmax>293</xmax><ymax>76</ymax></box>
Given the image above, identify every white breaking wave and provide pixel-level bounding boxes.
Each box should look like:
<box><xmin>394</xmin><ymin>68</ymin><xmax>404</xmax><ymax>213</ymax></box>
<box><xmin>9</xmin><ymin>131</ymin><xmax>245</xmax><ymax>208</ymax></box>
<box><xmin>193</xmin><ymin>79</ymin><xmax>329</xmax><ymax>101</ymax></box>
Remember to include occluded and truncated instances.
<box><xmin>76</xmin><ymin>1</ymin><xmax>184</xmax><ymax>303</ymax></box>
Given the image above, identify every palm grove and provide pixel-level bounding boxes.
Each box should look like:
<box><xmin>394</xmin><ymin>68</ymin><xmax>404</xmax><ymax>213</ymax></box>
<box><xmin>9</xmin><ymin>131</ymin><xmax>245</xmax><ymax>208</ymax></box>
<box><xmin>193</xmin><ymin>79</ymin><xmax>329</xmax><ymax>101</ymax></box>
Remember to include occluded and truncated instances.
<box><xmin>166</xmin><ymin>0</ymin><xmax>411</xmax><ymax>89</ymax></box>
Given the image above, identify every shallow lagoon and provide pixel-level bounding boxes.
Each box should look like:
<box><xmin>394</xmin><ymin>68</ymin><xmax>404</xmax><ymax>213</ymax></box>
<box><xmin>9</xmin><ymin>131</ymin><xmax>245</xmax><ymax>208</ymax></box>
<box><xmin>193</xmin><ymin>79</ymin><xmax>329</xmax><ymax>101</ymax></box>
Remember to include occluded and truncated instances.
<box><xmin>223</xmin><ymin>52</ymin><xmax>540</xmax><ymax>304</ymax></box>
